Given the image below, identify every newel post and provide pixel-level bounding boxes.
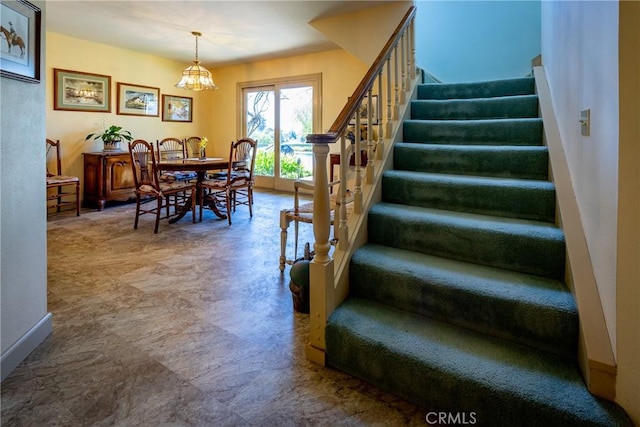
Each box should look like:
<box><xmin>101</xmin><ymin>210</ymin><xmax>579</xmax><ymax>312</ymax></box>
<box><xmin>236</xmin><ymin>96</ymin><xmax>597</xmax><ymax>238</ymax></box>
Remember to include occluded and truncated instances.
<box><xmin>304</xmin><ymin>133</ymin><xmax>337</xmax><ymax>365</ymax></box>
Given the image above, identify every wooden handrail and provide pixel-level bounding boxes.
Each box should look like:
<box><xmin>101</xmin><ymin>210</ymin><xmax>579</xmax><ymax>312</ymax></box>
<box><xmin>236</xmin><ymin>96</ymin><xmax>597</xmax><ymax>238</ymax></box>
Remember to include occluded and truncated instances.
<box><xmin>306</xmin><ymin>5</ymin><xmax>416</xmax><ymax>145</ymax></box>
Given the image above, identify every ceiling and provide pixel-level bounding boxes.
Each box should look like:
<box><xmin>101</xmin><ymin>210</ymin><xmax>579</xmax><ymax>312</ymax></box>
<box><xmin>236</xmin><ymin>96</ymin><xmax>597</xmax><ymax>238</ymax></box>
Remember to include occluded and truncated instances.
<box><xmin>46</xmin><ymin>1</ymin><xmax>397</xmax><ymax>68</ymax></box>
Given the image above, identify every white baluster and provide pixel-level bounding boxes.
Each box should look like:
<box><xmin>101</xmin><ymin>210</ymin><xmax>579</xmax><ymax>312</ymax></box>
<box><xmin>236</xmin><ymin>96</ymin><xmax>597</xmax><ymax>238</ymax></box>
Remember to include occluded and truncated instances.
<box><xmin>393</xmin><ymin>46</ymin><xmax>400</xmax><ymax>120</ymax></box>
<box><xmin>366</xmin><ymin>88</ymin><xmax>374</xmax><ymax>184</ymax></box>
<box><xmin>353</xmin><ymin>110</ymin><xmax>363</xmax><ymax>215</ymax></box>
<box><xmin>386</xmin><ymin>57</ymin><xmax>393</xmax><ymax>138</ymax></box>
<box><xmin>409</xmin><ymin>20</ymin><xmax>416</xmax><ymax>80</ymax></box>
<box><xmin>312</xmin><ymin>143</ymin><xmax>331</xmax><ymax>263</ymax></box>
<box><xmin>377</xmin><ymin>74</ymin><xmax>384</xmax><ymax>160</ymax></box>
<box><xmin>338</xmin><ymin>134</ymin><xmax>348</xmax><ymax>249</ymax></box>
<box><xmin>400</xmin><ymin>33</ymin><xmax>406</xmax><ymax>105</ymax></box>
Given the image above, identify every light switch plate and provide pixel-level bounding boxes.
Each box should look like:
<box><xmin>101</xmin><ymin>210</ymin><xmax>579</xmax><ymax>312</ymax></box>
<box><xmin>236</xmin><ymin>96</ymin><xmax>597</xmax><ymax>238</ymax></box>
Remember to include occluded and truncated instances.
<box><xmin>580</xmin><ymin>109</ymin><xmax>590</xmax><ymax>136</ymax></box>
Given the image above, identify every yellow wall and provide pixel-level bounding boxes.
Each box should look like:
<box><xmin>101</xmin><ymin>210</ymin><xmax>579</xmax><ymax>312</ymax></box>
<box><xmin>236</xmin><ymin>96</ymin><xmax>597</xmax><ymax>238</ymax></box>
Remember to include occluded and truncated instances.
<box><xmin>46</xmin><ymin>32</ymin><xmax>212</xmax><ymax>194</ymax></box>
<box><xmin>204</xmin><ymin>49</ymin><xmax>368</xmax><ymax>158</ymax></box>
<box><xmin>46</xmin><ymin>33</ymin><xmax>368</xmax><ymax>201</ymax></box>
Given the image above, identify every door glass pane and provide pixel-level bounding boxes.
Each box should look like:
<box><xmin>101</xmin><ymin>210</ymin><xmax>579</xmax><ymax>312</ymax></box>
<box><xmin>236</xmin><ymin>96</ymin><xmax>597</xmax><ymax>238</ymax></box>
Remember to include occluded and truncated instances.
<box><xmin>245</xmin><ymin>89</ymin><xmax>275</xmax><ymax>177</ymax></box>
<box><xmin>279</xmin><ymin>87</ymin><xmax>313</xmax><ymax>180</ymax></box>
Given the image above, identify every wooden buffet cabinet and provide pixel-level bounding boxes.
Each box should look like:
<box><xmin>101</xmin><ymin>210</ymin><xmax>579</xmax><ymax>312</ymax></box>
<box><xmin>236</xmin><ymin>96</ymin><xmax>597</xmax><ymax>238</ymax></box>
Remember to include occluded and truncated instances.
<box><xmin>83</xmin><ymin>151</ymin><xmax>136</xmax><ymax>210</ymax></box>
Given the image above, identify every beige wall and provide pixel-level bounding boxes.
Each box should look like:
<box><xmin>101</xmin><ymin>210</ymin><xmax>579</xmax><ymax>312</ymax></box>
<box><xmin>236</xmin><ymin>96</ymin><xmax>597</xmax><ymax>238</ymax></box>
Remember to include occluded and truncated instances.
<box><xmin>311</xmin><ymin>1</ymin><xmax>412</xmax><ymax>65</ymax></box>
<box><xmin>616</xmin><ymin>1</ymin><xmax>640</xmax><ymax>420</ymax></box>
<box><xmin>542</xmin><ymin>1</ymin><xmax>639</xmax><ymax>422</ymax></box>
<box><xmin>1</xmin><ymin>0</ymin><xmax>49</xmax><ymax>363</ymax></box>
<box><xmin>541</xmin><ymin>0</ymin><xmax>619</xmax><ymax>345</ymax></box>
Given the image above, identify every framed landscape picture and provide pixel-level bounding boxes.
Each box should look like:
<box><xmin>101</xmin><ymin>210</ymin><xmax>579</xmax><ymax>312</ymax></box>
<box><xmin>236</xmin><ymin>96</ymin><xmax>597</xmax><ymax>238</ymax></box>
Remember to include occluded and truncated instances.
<box><xmin>0</xmin><ymin>0</ymin><xmax>41</xmax><ymax>83</ymax></box>
<box><xmin>117</xmin><ymin>82</ymin><xmax>159</xmax><ymax>117</ymax></box>
<box><xmin>53</xmin><ymin>68</ymin><xmax>111</xmax><ymax>112</ymax></box>
<box><xmin>162</xmin><ymin>94</ymin><xmax>192</xmax><ymax>122</ymax></box>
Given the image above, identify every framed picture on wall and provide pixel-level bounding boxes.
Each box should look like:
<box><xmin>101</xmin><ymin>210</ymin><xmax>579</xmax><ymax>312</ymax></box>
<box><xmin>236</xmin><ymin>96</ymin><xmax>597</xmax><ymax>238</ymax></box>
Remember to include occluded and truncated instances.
<box><xmin>350</xmin><ymin>94</ymin><xmax>379</xmax><ymax>125</ymax></box>
<box><xmin>161</xmin><ymin>94</ymin><xmax>193</xmax><ymax>122</ymax></box>
<box><xmin>0</xmin><ymin>0</ymin><xmax>41</xmax><ymax>83</ymax></box>
<box><xmin>117</xmin><ymin>82</ymin><xmax>160</xmax><ymax>117</ymax></box>
<box><xmin>53</xmin><ymin>68</ymin><xmax>111</xmax><ymax>112</ymax></box>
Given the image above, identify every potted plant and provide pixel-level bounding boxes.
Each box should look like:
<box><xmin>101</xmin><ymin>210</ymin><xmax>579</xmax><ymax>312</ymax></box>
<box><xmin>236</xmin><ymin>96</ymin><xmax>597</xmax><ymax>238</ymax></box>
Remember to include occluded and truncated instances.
<box><xmin>85</xmin><ymin>125</ymin><xmax>133</xmax><ymax>152</ymax></box>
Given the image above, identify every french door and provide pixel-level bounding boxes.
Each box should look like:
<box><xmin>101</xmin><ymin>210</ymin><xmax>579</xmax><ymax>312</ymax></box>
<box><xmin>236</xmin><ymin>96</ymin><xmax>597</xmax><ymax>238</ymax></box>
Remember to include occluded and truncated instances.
<box><xmin>240</xmin><ymin>74</ymin><xmax>321</xmax><ymax>192</ymax></box>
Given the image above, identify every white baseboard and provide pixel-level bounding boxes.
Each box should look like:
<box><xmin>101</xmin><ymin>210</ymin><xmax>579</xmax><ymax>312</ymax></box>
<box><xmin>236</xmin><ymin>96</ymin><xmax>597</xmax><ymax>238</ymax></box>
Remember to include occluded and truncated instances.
<box><xmin>1</xmin><ymin>313</ymin><xmax>52</xmax><ymax>382</ymax></box>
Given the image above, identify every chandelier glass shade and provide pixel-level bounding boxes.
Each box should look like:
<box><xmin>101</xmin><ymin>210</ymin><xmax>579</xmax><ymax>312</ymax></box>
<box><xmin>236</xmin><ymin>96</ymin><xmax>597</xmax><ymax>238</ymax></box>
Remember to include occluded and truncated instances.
<box><xmin>175</xmin><ymin>31</ymin><xmax>218</xmax><ymax>91</ymax></box>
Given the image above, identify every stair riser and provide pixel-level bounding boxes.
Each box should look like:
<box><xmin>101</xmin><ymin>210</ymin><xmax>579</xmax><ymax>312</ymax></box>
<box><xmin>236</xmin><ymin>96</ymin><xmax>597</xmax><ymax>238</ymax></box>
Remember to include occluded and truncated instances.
<box><xmin>349</xmin><ymin>248</ymin><xmax>578</xmax><ymax>359</ymax></box>
<box><xmin>393</xmin><ymin>143</ymin><xmax>549</xmax><ymax>180</ymax></box>
<box><xmin>382</xmin><ymin>172</ymin><xmax>556</xmax><ymax>222</ymax></box>
<box><xmin>411</xmin><ymin>95</ymin><xmax>539</xmax><ymax>120</ymax></box>
<box><xmin>368</xmin><ymin>206</ymin><xmax>565</xmax><ymax>280</ymax></box>
<box><xmin>403</xmin><ymin>119</ymin><xmax>543</xmax><ymax>145</ymax></box>
<box><xmin>417</xmin><ymin>77</ymin><xmax>535</xmax><ymax>100</ymax></box>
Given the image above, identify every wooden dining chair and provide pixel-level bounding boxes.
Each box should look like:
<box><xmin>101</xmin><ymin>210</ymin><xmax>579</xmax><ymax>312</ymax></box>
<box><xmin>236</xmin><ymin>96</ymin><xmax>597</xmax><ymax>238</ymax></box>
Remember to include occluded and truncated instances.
<box><xmin>46</xmin><ymin>139</ymin><xmax>80</xmax><ymax>216</ymax></box>
<box><xmin>278</xmin><ymin>179</ymin><xmax>356</xmax><ymax>272</ymax></box>
<box><xmin>128</xmin><ymin>139</ymin><xmax>197</xmax><ymax>233</ymax></box>
<box><xmin>200</xmin><ymin>138</ymin><xmax>257</xmax><ymax>224</ymax></box>
<box><xmin>156</xmin><ymin>137</ymin><xmax>197</xmax><ymax>181</ymax></box>
<box><xmin>278</xmin><ymin>143</ymin><xmax>360</xmax><ymax>272</ymax></box>
<box><xmin>184</xmin><ymin>136</ymin><xmax>202</xmax><ymax>159</ymax></box>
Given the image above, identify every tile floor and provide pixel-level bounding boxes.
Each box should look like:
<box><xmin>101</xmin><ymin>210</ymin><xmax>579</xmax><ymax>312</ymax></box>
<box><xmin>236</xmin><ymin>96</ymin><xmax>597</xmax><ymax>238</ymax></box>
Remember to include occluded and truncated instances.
<box><xmin>1</xmin><ymin>190</ymin><xmax>427</xmax><ymax>426</ymax></box>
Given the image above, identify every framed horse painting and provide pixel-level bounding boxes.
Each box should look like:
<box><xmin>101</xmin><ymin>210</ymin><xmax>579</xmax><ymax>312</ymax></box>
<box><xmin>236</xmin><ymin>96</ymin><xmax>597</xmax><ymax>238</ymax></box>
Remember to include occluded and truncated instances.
<box><xmin>0</xmin><ymin>0</ymin><xmax>41</xmax><ymax>83</ymax></box>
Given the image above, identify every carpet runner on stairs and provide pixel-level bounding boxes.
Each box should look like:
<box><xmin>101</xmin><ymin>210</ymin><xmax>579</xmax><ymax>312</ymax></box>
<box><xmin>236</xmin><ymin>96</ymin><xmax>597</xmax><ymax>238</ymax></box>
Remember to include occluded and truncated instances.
<box><xmin>325</xmin><ymin>77</ymin><xmax>632</xmax><ymax>426</ymax></box>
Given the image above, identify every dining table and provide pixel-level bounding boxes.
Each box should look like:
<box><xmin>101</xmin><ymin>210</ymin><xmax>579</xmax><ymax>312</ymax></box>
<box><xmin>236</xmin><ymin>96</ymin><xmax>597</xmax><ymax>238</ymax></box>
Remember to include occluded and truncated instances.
<box><xmin>158</xmin><ymin>157</ymin><xmax>230</xmax><ymax>223</ymax></box>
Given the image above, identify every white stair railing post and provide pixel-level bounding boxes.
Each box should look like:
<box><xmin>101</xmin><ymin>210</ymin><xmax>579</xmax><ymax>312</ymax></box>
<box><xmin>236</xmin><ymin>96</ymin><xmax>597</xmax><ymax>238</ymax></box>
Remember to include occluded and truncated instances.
<box><xmin>366</xmin><ymin>87</ymin><xmax>375</xmax><ymax>184</ymax></box>
<box><xmin>377</xmin><ymin>74</ymin><xmax>384</xmax><ymax>160</ymax></box>
<box><xmin>305</xmin><ymin>134</ymin><xmax>336</xmax><ymax>364</ymax></box>
<box><xmin>386</xmin><ymin>57</ymin><xmax>393</xmax><ymax>137</ymax></box>
<box><xmin>400</xmin><ymin>33</ymin><xmax>406</xmax><ymax>105</ymax></box>
<box><xmin>338</xmin><ymin>134</ymin><xmax>349</xmax><ymax>249</ymax></box>
<box><xmin>311</xmin><ymin>142</ymin><xmax>332</xmax><ymax>264</ymax></box>
<box><xmin>353</xmin><ymin>111</ymin><xmax>363</xmax><ymax>214</ymax></box>
<box><xmin>409</xmin><ymin>19</ymin><xmax>416</xmax><ymax>80</ymax></box>
<box><xmin>393</xmin><ymin>46</ymin><xmax>400</xmax><ymax>120</ymax></box>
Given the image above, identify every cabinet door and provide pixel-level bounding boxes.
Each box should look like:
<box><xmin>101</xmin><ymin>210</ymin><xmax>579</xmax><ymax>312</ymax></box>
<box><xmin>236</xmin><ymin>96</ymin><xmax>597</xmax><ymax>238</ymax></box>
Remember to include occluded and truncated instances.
<box><xmin>105</xmin><ymin>154</ymin><xmax>135</xmax><ymax>201</ymax></box>
<box><xmin>83</xmin><ymin>154</ymin><xmax>101</xmax><ymax>207</ymax></box>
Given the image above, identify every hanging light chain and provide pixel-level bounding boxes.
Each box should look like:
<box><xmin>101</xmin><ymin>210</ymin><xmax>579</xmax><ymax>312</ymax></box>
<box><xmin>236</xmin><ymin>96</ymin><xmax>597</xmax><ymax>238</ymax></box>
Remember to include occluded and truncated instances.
<box><xmin>192</xmin><ymin>31</ymin><xmax>201</xmax><ymax>63</ymax></box>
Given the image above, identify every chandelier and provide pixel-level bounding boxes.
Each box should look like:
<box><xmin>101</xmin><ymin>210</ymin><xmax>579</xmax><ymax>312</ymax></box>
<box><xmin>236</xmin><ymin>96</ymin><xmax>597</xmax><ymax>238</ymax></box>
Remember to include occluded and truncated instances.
<box><xmin>175</xmin><ymin>31</ymin><xmax>218</xmax><ymax>91</ymax></box>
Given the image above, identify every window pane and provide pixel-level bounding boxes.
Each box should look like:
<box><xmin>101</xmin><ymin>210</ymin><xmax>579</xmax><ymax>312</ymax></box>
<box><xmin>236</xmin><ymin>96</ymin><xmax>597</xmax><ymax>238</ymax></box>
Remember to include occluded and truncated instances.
<box><xmin>245</xmin><ymin>89</ymin><xmax>275</xmax><ymax>177</ymax></box>
<box><xmin>279</xmin><ymin>86</ymin><xmax>313</xmax><ymax>180</ymax></box>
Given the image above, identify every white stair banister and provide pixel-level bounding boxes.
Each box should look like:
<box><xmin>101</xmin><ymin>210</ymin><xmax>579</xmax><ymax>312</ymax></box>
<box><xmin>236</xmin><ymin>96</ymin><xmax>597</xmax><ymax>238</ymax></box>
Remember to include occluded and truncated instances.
<box><xmin>303</xmin><ymin>6</ymin><xmax>417</xmax><ymax>365</ymax></box>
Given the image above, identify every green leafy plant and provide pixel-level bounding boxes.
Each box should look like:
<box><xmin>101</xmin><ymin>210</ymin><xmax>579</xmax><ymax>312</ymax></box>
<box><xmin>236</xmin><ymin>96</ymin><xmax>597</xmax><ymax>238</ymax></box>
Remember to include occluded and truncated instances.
<box><xmin>254</xmin><ymin>151</ymin><xmax>311</xmax><ymax>179</ymax></box>
<box><xmin>255</xmin><ymin>151</ymin><xmax>275</xmax><ymax>176</ymax></box>
<box><xmin>85</xmin><ymin>125</ymin><xmax>133</xmax><ymax>143</ymax></box>
<box><xmin>281</xmin><ymin>154</ymin><xmax>311</xmax><ymax>179</ymax></box>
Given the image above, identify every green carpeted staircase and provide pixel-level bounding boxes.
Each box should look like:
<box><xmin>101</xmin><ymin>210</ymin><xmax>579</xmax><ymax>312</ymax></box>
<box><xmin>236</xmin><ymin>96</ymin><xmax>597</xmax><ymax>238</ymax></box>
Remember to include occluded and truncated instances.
<box><xmin>325</xmin><ymin>77</ymin><xmax>632</xmax><ymax>426</ymax></box>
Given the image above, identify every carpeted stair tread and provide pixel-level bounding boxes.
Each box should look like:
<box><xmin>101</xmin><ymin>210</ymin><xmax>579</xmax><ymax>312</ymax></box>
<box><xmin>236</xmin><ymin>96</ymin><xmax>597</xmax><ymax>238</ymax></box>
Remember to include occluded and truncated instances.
<box><xmin>326</xmin><ymin>298</ymin><xmax>632</xmax><ymax>427</ymax></box>
<box><xmin>411</xmin><ymin>95</ymin><xmax>539</xmax><ymax>120</ymax></box>
<box><xmin>404</xmin><ymin>118</ymin><xmax>543</xmax><ymax>146</ymax></box>
<box><xmin>382</xmin><ymin>170</ymin><xmax>556</xmax><ymax>222</ymax></box>
<box><xmin>368</xmin><ymin>203</ymin><xmax>565</xmax><ymax>279</ymax></box>
<box><xmin>350</xmin><ymin>243</ymin><xmax>577</xmax><ymax>358</ymax></box>
<box><xmin>326</xmin><ymin>75</ymin><xmax>632</xmax><ymax>423</ymax></box>
<box><xmin>393</xmin><ymin>143</ymin><xmax>549</xmax><ymax>179</ymax></box>
<box><xmin>417</xmin><ymin>77</ymin><xmax>535</xmax><ymax>100</ymax></box>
